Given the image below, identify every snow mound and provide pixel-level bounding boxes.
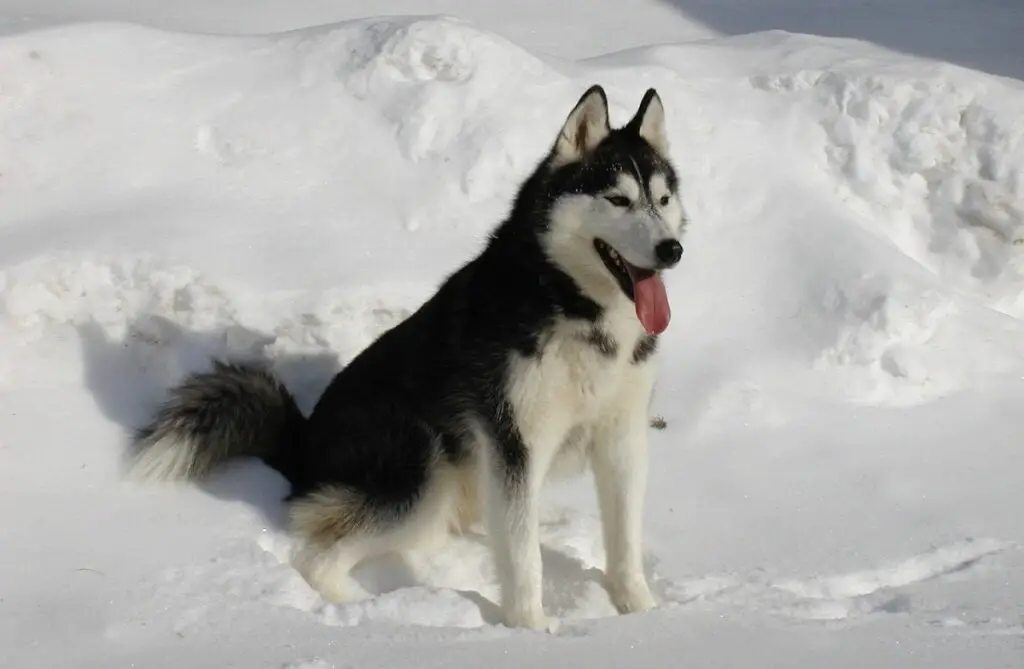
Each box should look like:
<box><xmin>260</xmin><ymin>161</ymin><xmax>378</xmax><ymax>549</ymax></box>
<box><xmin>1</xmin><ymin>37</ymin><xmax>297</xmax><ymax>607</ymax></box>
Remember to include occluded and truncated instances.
<box><xmin>280</xmin><ymin>15</ymin><xmax>562</xmax><ymax>209</ymax></box>
<box><xmin>0</xmin><ymin>255</ymin><xmax>421</xmax><ymax>417</ymax></box>
<box><xmin>753</xmin><ymin>63</ymin><xmax>1024</xmax><ymax>314</ymax></box>
<box><xmin>811</xmin><ymin>274</ymin><xmax>1024</xmax><ymax>405</ymax></box>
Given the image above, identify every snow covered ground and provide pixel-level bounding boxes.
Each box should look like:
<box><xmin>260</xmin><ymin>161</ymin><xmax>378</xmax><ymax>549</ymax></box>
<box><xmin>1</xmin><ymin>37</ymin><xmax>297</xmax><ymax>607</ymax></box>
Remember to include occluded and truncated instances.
<box><xmin>2</xmin><ymin>1</ymin><xmax>1024</xmax><ymax>667</ymax></box>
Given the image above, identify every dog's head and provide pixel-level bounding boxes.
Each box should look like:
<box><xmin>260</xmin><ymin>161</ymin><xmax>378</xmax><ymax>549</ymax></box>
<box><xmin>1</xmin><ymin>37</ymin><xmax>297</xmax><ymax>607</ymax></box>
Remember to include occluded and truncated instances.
<box><xmin>540</xmin><ymin>85</ymin><xmax>687</xmax><ymax>335</ymax></box>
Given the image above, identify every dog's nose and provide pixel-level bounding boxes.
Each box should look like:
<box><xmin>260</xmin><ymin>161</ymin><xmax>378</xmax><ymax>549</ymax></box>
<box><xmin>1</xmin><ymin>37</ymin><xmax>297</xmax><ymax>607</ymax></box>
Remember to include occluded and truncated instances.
<box><xmin>654</xmin><ymin>239</ymin><xmax>683</xmax><ymax>268</ymax></box>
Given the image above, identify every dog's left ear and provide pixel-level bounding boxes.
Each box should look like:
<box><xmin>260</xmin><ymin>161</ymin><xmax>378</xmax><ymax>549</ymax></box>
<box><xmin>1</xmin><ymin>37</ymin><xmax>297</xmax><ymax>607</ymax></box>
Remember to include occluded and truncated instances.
<box><xmin>626</xmin><ymin>88</ymin><xmax>669</xmax><ymax>155</ymax></box>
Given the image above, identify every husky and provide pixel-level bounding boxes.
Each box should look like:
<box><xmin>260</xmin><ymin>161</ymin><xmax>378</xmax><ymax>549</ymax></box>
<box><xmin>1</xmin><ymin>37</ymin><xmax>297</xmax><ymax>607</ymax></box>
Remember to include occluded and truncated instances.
<box><xmin>128</xmin><ymin>84</ymin><xmax>687</xmax><ymax>630</ymax></box>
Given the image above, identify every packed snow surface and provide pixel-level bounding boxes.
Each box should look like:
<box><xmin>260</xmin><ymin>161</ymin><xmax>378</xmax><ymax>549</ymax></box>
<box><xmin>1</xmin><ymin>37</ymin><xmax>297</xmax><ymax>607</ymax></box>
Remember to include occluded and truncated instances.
<box><xmin>2</xmin><ymin>1</ymin><xmax>1024</xmax><ymax>667</ymax></box>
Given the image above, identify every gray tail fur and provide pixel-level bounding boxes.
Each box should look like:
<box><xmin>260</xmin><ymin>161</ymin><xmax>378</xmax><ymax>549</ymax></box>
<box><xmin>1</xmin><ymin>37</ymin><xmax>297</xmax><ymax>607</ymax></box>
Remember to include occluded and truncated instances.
<box><xmin>127</xmin><ymin>360</ymin><xmax>305</xmax><ymax>483</ymax></box>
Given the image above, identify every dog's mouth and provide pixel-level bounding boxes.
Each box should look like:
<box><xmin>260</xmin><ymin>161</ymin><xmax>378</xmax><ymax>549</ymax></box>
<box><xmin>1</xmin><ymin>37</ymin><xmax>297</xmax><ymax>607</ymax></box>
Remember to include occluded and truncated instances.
<box><xmin>594</xmin><ymin>239</ymin><xmax>671</xmax><ymax>335</ymax></box>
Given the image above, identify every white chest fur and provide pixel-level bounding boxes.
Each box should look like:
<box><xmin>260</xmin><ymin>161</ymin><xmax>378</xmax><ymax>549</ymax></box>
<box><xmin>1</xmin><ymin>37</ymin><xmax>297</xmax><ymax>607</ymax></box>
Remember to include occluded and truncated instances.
<box><xmin>504</xmin><ymin>308</ymin><xmax>657</xmax><ymax>472</ymax></box>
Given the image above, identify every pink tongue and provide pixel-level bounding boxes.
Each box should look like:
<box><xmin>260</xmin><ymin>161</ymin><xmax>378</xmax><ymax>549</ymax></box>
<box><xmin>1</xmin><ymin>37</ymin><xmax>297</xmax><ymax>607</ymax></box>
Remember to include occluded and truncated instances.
<box><xmin>634</xmin><ymin>274</ymin><xmax>671</xmax><ymax>335</ymax></box>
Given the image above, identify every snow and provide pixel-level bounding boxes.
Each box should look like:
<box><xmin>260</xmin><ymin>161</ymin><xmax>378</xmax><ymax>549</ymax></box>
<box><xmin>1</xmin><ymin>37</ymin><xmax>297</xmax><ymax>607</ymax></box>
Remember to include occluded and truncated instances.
<box><xmin>2</xmin><ymin>1</ymin><xmax>1024</xmax><ymax>667</ymax></box>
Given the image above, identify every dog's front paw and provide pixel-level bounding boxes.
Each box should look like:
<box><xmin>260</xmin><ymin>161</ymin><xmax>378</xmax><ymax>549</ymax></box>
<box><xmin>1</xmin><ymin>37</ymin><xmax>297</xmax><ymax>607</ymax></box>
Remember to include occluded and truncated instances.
<box><xmin>605</xmin><ymin>574</ymin><xmax>657</xmax><ymax>615</ymax></box>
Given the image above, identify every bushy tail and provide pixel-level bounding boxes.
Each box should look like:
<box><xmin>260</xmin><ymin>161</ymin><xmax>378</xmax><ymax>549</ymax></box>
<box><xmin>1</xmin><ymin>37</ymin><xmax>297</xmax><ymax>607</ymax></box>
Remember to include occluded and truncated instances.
<box><xmin>127</xmin><ymin>360</ymin><xmax>305</xmax><ymax>484</ymax></box>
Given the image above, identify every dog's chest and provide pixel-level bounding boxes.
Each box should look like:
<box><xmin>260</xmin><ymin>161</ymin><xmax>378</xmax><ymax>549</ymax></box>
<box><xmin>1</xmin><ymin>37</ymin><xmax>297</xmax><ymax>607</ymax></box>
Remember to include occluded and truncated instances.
<box><xmin>510</xmin><ymin>316</ymin><xmax>651</xmax><ymax>425</ymax></box>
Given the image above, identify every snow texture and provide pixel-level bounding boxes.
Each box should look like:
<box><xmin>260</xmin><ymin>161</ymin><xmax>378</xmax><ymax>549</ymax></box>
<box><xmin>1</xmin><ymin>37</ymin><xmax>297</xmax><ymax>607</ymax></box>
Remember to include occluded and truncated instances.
<box><xmin>1</xmin><ymin>1</ymin><xmax>1023</xmax><ymax>668</ymax></box>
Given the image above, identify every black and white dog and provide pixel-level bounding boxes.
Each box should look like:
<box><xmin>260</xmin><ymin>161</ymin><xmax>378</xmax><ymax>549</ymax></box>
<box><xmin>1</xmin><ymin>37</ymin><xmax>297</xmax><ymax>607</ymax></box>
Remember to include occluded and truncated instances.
<box><xmin>130</xmin><ymin>85</ymin><xmax>688</xmax><ymax>630</ymax></box>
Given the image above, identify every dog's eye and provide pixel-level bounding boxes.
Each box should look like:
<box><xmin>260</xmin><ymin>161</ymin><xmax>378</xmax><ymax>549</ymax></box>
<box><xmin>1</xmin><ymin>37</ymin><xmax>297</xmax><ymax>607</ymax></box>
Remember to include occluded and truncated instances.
<box><xmin>658</xmin><ymin>195</ymin><xmax>671</xmax><ymax>206</ymax></box>
<box><xmin>605</xmin><ymin>195</ymin><xmax>631</xmax><ymax>208</ymax></box>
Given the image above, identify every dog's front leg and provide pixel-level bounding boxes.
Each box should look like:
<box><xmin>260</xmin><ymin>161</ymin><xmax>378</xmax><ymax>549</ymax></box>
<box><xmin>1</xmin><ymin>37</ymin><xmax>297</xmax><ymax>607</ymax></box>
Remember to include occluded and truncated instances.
<box><xmin>591</xmin><ymin>407</ymin><xmax>657</xmax><ymax>615</ymax></box>
<box><xmin>481</xmin><ymin>433</ymin><xmax>555</xmax><ymax>631</ymax></box>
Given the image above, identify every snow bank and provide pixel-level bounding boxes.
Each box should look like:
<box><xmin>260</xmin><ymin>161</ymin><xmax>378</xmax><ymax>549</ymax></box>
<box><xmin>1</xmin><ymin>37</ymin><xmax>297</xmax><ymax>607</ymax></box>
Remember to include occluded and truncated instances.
<box><xmin>752</xmin><ymin>53</ymin><xmax>1024</xmax><ymax>315</ymax></box>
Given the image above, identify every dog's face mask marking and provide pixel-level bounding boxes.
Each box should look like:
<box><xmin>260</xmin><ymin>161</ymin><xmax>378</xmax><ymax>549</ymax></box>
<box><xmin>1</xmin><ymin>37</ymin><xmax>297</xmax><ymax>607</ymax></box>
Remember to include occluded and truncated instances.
<box><xmin>543</xmin><ymin>86</ymin><xmax>688</xmax><ymax>335</ymax></box>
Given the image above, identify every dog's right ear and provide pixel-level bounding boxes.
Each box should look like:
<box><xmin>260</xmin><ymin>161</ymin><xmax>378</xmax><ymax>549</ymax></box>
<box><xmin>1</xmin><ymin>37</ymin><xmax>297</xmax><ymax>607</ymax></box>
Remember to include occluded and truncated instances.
<box><xmin>552</xmin><ymin>85</ymin><xmax>611</xmax><ymax>166</ymax></box>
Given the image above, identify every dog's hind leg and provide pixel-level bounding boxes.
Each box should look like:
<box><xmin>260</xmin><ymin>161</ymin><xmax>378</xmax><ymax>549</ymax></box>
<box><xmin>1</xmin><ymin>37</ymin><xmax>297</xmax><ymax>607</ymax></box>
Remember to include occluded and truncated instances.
<box><xmin>450</xmin><ymin>463</ymin><xmax>482</xmax><ymax>535</ymax></box>
<box><xmin>288</xmin><ymin>486</ymin><xmax>377</xmax><ymax>603</ymax></box>
<box><xmin>288</xmin><ymin>465</ymin><xmax>460</xmax><ymax>603</ymax></box>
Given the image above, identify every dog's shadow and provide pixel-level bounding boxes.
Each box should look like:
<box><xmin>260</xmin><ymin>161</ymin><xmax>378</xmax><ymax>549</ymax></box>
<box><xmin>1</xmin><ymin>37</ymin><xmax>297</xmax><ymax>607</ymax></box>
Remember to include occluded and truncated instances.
<box><xmin>77</xmin><ymin>314</ymin><xmax>633</xmax><ymax>626</ymax></box>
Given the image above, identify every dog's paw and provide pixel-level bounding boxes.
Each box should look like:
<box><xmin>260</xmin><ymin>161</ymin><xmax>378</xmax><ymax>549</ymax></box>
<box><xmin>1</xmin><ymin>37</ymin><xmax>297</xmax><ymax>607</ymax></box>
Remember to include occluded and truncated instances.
<box><xmin>605</xmin><ymin>575</ymin><xmax>657</xmax><ymax>615</ymax></box>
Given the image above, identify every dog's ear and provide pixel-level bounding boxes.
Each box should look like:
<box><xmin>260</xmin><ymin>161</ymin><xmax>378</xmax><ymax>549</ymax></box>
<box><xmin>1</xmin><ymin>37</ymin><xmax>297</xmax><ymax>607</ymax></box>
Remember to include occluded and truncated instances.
<box><xmin>553</xmin><ymin>85</ymin><xmax>611</xmax><ymax>165</ymax></box>
<box><xmin>626</xmin><ymin>88</ymin><xmax>669</xmax><ymax>155</ymax></box>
